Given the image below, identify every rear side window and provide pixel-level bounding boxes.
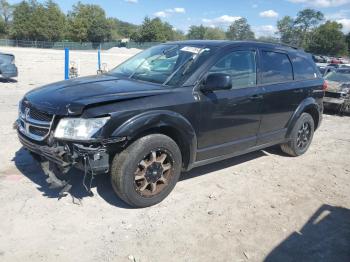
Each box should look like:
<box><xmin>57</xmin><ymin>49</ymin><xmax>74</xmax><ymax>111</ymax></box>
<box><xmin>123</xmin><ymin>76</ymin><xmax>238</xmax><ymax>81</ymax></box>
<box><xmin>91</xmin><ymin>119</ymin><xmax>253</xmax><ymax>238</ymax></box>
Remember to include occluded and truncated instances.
<box><xmin>292</xmin><ymin>56</ymin><xmax>317</xmax><ymax>80</ymax></box>
<box><xmin>261</xmin><ymin>51</ymin><xmax>293</xmax><ymax>84</ymax></box>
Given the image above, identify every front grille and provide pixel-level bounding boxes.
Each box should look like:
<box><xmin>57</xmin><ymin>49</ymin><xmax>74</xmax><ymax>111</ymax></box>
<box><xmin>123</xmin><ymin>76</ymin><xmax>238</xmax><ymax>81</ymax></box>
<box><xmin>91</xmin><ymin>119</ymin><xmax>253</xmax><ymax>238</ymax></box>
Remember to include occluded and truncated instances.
<box><xmin>18</xmin><ymin>100</ymin><xmax>55</xmax><ymax>141</ymax></box>
<box><xmin>29</xmin><ymin>126</ymin><xmax>49</xmax><ymax>136</ymax></box>
<box><xmin>21</xmin><ymin>102</ymin><xmax>53</xmax><ymax>122</ymax></box>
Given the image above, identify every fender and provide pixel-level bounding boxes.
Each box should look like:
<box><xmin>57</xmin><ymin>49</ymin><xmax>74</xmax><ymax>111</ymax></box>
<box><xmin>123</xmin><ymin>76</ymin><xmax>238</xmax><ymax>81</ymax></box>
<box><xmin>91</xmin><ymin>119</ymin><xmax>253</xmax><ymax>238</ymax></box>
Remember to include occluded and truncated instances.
<box><xmin>286</xmin><ymin>97</ymin><xmax>320</xmax><ymax>138</ymax></box>
<box><xmin>111</xmin><ymin>110</ymin><xmax>197</xmax><ymax>169</ymax></box>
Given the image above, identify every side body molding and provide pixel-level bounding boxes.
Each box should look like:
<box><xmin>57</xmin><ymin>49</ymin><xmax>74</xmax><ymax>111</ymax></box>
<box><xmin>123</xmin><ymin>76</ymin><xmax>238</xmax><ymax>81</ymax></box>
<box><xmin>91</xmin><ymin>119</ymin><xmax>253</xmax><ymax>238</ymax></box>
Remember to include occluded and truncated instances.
<box><xmin>111</xmin><ymin>110</ymin><xmax>197</xmax><ymax>169</ymax></box>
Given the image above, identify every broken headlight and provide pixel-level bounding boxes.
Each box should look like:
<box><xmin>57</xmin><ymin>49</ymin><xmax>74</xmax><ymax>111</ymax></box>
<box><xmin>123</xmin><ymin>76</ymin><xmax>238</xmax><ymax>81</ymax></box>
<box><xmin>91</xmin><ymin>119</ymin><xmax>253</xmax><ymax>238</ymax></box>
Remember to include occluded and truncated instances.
<box><xmin>54</xmin><ymin>117</ymin><xmax>110</xmax><ymax>141</ymax></box>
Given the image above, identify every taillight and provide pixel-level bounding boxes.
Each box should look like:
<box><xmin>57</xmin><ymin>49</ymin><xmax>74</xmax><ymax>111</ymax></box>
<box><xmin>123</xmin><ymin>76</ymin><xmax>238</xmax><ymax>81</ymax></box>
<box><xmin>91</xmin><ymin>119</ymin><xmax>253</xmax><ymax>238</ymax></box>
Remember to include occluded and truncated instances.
<box><xmin>322</xmin><ymin>80</ymin><xmax>328</xmax><ymax>91</ymax></box>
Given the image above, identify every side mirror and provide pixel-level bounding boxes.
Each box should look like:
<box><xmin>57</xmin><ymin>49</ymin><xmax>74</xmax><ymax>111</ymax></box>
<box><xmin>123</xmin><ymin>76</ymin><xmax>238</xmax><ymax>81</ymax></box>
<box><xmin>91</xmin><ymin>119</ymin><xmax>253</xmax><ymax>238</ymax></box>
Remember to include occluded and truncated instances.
<box><xmin>201</xmin><ymin>73</ymin><xmax>232</xmax><ymax>92</ymax></box>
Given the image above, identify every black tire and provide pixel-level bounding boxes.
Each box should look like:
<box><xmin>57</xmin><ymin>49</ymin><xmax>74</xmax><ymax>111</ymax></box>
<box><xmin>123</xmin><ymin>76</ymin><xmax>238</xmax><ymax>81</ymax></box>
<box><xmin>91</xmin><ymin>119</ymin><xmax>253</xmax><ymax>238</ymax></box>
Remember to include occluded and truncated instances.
<box><xmin>281</xmin><ymin>112</ymin><xmax>315</xmax><ymax>157</ymax></box>
<box><xmin>110</xmin><ymin>134</ymin><xmax>182</xmax><ymax>208</ymax></box>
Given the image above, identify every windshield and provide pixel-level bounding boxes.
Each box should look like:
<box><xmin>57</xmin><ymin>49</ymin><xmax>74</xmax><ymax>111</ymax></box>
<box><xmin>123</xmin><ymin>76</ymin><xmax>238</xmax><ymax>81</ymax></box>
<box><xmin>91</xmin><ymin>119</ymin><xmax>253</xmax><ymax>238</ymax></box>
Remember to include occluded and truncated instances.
<box><xmin>325</xmin><ymin>71</ymin><xmax>350</xmax><ymax>83</ymax></box>
<box><xmin>109</xmin><ymin>44</ymin><xmax>215</xmax><ymax>86</ymax></box>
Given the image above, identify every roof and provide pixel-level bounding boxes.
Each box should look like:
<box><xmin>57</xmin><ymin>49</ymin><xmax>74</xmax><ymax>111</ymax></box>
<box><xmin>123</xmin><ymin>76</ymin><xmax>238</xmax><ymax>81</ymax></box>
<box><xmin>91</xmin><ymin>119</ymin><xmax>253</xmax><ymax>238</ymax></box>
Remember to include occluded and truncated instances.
<box><xmin>165</xmin><ymin>40</ymin><xmax>301</xmax><ymax>51</ymax></box>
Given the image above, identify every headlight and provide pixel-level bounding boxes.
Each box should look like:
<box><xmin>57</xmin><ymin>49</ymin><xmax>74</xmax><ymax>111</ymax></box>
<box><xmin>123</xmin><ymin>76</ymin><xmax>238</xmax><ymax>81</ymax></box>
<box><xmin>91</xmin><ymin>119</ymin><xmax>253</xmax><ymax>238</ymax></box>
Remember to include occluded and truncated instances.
<box><xmin>54</xmin><ymin>117</ymin><xmax>110</xmax><ymax>140</ymax></box>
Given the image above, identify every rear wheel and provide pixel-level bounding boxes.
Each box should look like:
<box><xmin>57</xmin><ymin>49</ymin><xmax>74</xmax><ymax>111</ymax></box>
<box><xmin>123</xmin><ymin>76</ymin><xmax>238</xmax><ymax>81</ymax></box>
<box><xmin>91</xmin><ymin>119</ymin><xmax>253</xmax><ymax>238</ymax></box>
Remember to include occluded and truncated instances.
<box><xmin>110</xmin><ymin>134</ymin><xmax>182</xmax><ymax>208</ymax></box>
<box><xmin>281</xmin><ymin>112</ymin><xmax>315</xmax><ymax>157</ymax></box>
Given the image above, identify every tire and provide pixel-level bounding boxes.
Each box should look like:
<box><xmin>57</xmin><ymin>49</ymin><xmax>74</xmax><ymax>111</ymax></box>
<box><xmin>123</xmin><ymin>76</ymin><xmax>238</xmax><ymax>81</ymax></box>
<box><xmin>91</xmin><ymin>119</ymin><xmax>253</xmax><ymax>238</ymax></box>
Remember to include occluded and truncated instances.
<box><xmin>110</xmin><ymin>134</ymin><xmax>182</xmax><ymax>208</ymax></box>
<box><xmin>281</xmin><ymin>112</ymin><xmax>315</xmax><ymax>157</ymax></box>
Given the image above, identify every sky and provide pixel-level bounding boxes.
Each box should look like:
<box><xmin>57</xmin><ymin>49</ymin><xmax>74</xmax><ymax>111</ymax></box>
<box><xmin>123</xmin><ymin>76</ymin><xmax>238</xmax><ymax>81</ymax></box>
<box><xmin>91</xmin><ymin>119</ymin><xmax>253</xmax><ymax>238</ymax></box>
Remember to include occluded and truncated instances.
<box><xmin>9</xmin><ymin>0</ymin><xmax>350</xmax><ymax>36</ymax></box>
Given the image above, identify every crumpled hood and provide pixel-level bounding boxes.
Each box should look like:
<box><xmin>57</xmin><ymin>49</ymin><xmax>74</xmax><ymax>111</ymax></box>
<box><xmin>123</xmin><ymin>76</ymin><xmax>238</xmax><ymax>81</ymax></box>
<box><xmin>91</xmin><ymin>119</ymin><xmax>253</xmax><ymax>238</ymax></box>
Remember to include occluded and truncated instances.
<box><xmin>327</xmin><ymin>80</ymin><xmax>350</xmax><ymax>93</ymax></box>
<box><xmin>24</xmin><ymin>74</ymin><xmax>171</xmax><ymax>115</ymax></box>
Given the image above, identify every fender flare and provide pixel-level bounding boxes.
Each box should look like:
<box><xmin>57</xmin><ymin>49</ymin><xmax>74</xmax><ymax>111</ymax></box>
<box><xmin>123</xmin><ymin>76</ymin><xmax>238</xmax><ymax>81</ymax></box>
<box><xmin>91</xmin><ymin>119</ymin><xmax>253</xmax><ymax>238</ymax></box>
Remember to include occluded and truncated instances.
<box><xmin>286</xmin><ymin>97</ymin><xmax>320</xmax><ymax>138</ymax></box>
<box><xmin>111</xmin><ymin>110</ymin><xmax>197</xmax><ymax>169</ymax></box>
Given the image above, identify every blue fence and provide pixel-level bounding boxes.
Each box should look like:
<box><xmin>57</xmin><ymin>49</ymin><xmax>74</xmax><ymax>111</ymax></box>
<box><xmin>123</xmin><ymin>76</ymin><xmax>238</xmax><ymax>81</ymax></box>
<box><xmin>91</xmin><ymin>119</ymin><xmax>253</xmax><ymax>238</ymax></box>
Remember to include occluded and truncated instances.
<box><xmin>0</xmin><ymin>39</ymin><xmax>159</xmax><ymax>50</ymax></box>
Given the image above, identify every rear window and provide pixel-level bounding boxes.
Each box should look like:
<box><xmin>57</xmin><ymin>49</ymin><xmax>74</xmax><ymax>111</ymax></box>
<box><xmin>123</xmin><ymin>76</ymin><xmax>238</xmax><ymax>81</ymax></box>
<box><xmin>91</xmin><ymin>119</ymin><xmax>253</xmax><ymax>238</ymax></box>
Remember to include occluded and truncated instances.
<box><xmin>0</xmin><ymin>54</ymin><xmax>13</xmax><ymax>64</ymax></box>
<box><xmin>292</xmin><ymin>56</ymin><xmax>317</xmax><ymax>80</ymax></box>
<box><xmin>261</xmin><ymin>51</ymin><xmax>293</xmax><ymax>84</ymax></box>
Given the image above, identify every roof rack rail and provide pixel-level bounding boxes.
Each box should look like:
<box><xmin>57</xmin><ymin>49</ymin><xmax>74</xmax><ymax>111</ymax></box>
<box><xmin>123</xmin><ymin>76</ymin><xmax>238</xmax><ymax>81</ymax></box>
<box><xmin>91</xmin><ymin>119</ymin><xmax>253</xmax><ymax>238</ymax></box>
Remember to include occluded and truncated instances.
<box><xmin>250</xmin><ymin>40</ymin><xmax>301</xmax><ymax>50</ymax></box>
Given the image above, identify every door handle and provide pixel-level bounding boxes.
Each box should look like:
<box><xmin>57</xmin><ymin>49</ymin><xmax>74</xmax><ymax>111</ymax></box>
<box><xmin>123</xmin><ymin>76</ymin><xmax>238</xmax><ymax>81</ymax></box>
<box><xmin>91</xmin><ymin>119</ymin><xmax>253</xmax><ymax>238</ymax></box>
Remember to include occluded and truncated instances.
<box><xmin>293</xmin><ymin>89</ymin><xmax>304</xmax><ymax>93</ymax></box>
<box><xmin>249</xmin><ymin>94</ymin><xmax>263</xmax><ymax>101</ymax></box>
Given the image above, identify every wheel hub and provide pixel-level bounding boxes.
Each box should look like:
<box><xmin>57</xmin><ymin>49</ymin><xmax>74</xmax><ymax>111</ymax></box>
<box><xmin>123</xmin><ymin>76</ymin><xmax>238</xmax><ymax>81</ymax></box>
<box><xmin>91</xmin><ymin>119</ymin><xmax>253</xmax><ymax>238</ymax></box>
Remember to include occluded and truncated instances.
<box><xmin>297</xmin><ymin>122</ymin><xmax>311</xmax><ymax>149</ymax></box>
<box><xmin>145</xmin><ymin>162</ymin><xmax>163</xmax><ymax>183</ymax></box>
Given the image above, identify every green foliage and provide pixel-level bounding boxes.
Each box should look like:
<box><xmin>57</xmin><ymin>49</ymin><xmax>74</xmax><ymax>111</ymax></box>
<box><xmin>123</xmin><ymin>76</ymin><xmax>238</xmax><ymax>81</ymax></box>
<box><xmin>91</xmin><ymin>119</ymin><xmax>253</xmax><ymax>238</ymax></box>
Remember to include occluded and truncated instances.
<box><xmin>204</xmin><ymin>27</ymin><xmax>226</xmax><ymax>40</ymax></box>
<box><xmin>0</xmin><ymin>0</ymin><xmax>13</xmax><ymax>27</ymax></box>
<box><xmin>10</xmin><ymin>1</ymin><xmax>33</xmax><ymax>40</ymax></box>
<box><xmin>346</xmin><ymin>33</ymin><xmax>350</xmax><ymax>53</ymax></box>
<box><xmin>0</xmin><ymin>16</ymin><xmax>6</xmax><ymax>36</ymax></box>
<box><xmin>187</xmin><ymin>25</ymin><xmax>225</xmax><ymax>40</ymax></box>
<box><xmin>307</xmin><ymin>21</ymin><xmax>347</xmax><ymax>56</ymax></box>
<box><xmin>2</xmin><ymin>1</ymin><xmax>349</xmax><ymax>57</ymax></box>
<box><xmin>187</xmin><ymin>25</ymin><xmax>207</xmax><ymax>39</ymax></box>
<box><xmin>226</xmin><ymin>18</ymin><xmax>255</xmax><ymax>40</ymax></box>
<box><xmin>108</xmin><ymin>18</ymin><xmax>139</xmax><ymax>40</ymax></box>
<box><xmin>10</xmin><ymin>0</ymin><xmax>65</xmax><ymax>41</ymax></box>
<box><xmin>277</xmin><ymin>16</ymin><xmax>298</xmax><ymax>46</ymax></box>
<box><xmin>67</xmin><ymin>2</ymin><xmax>111</xmax><ymax>42</ymax></box>
<box><xmin>130</xmin><ymin>17</ymin><xmax>183</xmax><ymax>42</ymax></box>
<box><xmin>257</xmin><ymin>36</ymin><xmax>280</xmax><ymax>43</ymax></box>
<box><xmin>277</xmin><ymin>9</ymin><xmax>324</xmax><ymax>48</ymax></box>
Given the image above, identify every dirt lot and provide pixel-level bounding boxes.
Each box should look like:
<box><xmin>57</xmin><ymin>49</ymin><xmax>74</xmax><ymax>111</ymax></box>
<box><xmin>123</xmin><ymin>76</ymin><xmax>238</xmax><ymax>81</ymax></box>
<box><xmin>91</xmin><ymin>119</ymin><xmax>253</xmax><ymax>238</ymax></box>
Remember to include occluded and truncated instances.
<box><xmin>0</xmin><ymin>47</ymin><xmax>349</xmax><ymax>262</ymax></box>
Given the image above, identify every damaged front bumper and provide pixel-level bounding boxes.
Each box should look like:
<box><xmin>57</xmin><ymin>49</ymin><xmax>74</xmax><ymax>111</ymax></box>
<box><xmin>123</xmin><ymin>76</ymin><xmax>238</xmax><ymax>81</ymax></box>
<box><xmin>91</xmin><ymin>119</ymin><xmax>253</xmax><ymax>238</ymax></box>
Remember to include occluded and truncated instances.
<box><xmin>17</xmin><ymin>130</ymin><xmax>110</xmax><ymax>175</ymax></box>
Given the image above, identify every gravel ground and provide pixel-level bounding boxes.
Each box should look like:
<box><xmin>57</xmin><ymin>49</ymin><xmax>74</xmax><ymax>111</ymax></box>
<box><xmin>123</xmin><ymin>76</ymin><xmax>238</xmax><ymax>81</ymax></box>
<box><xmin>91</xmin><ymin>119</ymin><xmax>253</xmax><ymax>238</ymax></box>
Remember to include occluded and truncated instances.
<box><xmin>0</xmin><ymin>47</ymin><xmax>349</xmax><ymax>262</ymax></box>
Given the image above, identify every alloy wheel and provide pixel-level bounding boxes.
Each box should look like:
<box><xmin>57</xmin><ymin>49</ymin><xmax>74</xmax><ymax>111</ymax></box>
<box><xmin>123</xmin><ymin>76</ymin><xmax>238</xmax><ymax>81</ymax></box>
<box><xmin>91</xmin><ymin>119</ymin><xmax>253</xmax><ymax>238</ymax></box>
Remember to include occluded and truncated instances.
<box><xmin>134</xmin><ymin>149</ymin><xmax>174</xmax><ymax>197</ymax></box>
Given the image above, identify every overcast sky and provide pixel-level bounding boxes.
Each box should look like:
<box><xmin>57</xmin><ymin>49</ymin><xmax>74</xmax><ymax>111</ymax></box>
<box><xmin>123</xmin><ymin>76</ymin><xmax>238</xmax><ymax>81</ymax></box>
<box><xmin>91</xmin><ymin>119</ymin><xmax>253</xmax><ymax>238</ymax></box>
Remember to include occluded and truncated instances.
<box><xmin>8</xmin><ymin>0</ymin><xmax>350</xmax><ymax>36</ymax></box>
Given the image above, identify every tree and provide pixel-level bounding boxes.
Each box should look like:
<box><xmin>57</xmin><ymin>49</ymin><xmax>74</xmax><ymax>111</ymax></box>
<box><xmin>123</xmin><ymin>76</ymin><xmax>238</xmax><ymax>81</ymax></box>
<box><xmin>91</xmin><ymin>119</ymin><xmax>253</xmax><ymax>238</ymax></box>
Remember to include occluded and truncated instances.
<box><xmin>187</xmin><ymin>25</ymin><xmax>206</xmax><ymax>40</ymax></box>
<box><xmin>204</xmin><ymin>27</ymin><xmax>226</xmax><ymax>40</ymax></box>
<box><xmin>130</xmin><ymin>17</ymin><xmax>179</xmax><ymax>42</ymax></box>
<box><xmin>0</xmin><ymin>0</ymin><xmax>13</xmax><ymax>36</ymax></box>
<box><xmin>277</xmin><ymin>16</ymin><xmax>298</xmax><ymax>45</ymax></box>
<box><xmin>43</xmin><ymin>1</ymin><xmax>66</xmax><ymax>41</ymax></box>
<box><xmin>10</xmin><ymin>1</ymin><xmax>33</xmax><ymax>40</ymax></box>
<box><xmin>346</xmin><ymin>32</ymin><xmax>350</xmax><ymax>53</ymax></box>
<box><xmin>67</xmin><ymin>2</ymin><xmax>111</xmax><ymax>42</ymax></box>
<box><xmin>226</xmin><ymin>18</ymin><xmax>255</xmax><ymax>40</ymax></box>
<box><xmin>0</xmin><ymin>0</ymin><xmax>13</xmax><ymax>24</ymax></box>
<box><xmin>11</xmin><ymin>0</ymin><xmax>66</xmax><ymax>41</ymax></box>
<box><xmin>108</xmin><ymin>18</ymin><xmax>138</xmax><ymax>40</ymax></box>
<box><xmin>0</xmin><ymin>16</ymin><xmax>6</xmax><ymax>36</ymax></box>
<box><xmin>294</xmin><ymin>9</ymin><xmax>324</xmax><ymax>47</ymax></box>
<box><xmin>258</xmin><ymin>36</ymin><xmax>279</xmax><ymax>43</ymax></box>
<box><xmin>308</xmin><ymin>21</ymin><xmax>347</xmax><ymax>56</ymax></box>
<box><xmin>277</xmin><ymin>9</ymin><xmax>324</xmax><ymax>48</ymax></box>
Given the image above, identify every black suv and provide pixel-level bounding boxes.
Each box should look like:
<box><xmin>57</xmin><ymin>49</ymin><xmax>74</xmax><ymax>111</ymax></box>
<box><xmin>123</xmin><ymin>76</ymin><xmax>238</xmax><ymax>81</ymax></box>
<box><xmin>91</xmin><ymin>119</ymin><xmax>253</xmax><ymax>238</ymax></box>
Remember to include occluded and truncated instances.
<box><xmin>16</xmin><ymin>41</ymin><xmax>324</xmax><ymax>207</ymax></box>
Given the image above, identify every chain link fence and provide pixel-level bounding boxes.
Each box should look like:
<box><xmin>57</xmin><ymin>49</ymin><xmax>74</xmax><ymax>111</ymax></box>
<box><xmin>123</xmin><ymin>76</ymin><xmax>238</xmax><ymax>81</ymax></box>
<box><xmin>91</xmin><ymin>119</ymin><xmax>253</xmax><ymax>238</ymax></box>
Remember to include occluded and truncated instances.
<box><xmin>0</xmin><ymin>39</ymin><xmax>160</xmax><ymax>50</ymax></box>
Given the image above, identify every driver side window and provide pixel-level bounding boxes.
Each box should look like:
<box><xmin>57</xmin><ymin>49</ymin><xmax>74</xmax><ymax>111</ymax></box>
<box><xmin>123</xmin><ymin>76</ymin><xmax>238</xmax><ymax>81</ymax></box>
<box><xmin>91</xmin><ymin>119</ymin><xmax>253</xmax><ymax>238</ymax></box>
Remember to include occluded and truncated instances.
<box><xmin>209</xmin><ymin>50</ymin><xmax>257</xmax><ymax>89</ymax></box>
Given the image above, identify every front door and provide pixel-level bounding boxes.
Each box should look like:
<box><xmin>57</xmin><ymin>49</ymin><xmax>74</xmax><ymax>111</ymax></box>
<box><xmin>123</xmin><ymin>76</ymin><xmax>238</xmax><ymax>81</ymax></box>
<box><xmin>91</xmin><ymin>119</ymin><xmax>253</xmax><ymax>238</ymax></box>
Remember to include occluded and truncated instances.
<box><xmin>196</xmin><ymin>49</ymin><xmax>263</xmax><ymax>161</ymax></box>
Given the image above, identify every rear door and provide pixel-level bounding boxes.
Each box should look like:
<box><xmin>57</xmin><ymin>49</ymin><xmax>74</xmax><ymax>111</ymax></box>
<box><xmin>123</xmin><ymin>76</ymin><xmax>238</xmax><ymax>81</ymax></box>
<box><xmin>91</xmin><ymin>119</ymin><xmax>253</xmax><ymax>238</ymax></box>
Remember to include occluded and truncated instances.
<box><xmin>257</xmin><ymin>49</ymin><xmax>307</xmax><ymax>145</ymax></box>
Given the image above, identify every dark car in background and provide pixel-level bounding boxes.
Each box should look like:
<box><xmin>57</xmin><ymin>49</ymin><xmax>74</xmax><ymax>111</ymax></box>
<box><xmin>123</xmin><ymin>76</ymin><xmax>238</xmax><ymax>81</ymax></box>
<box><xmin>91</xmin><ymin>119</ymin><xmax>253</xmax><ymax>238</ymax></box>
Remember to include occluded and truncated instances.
<box><xmin>15</xmin><ymin>41</ymin><xmax>324</xmax><ymax>207</ymax></box>
<box><xmin>0</xmin><ymin>52</ymin><xmax>18</xmax><ymax>79</ymax></box>
<box><xmin>324</xmin><ymin>68</ymin><xmax>350</xmax><ymax>114</ymax></box>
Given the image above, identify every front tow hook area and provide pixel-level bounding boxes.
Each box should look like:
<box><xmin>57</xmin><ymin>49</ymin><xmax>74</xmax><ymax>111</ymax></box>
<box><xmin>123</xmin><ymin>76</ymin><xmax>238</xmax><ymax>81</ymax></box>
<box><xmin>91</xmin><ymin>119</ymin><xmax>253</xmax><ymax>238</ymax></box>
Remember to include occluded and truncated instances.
<box><xmin>40</xmin><ymin>161</ymin><xmax>72</xmax><ymax>198</ymax></box>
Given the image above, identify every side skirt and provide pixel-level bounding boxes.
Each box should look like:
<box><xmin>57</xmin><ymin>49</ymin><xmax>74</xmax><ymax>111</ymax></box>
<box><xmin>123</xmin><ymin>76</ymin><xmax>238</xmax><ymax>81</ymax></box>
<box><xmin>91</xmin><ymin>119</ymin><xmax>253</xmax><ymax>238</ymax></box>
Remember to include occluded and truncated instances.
<box><xmin>186</xmin><ymin>138</ymin><xmax>286</xmax><ymax>171</ymax></box>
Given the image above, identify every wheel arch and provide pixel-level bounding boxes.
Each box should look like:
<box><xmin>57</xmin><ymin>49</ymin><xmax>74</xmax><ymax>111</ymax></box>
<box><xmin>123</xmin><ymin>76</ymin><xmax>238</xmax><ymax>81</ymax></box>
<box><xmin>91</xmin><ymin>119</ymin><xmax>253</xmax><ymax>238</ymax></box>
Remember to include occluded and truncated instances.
<box><xmin>286</xmin><ymin>98</ymin><xmax>321</xmax><ymax>138</ymax></box>
<box><xmin>111</xmin><ymin>110</ymin><xmax>197</xmax><ymax>170</ymax></box>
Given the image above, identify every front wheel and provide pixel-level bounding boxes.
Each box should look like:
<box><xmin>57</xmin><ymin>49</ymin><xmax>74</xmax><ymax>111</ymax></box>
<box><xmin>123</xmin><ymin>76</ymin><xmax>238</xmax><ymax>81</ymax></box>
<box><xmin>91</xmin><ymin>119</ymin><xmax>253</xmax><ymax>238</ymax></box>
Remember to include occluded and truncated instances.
<box><xmin>281</xmin><ymin>112</ymin><xmax>315</xmax><ymax>157</ymax></box>
<box><xmin>110</xmin><ymin>134</ymin><xmax>182</xmax><ymax>208</ymax></box>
